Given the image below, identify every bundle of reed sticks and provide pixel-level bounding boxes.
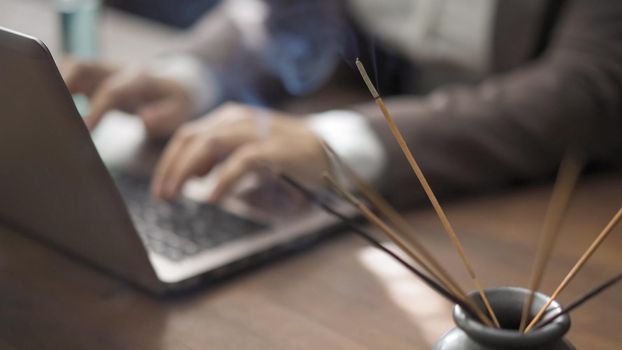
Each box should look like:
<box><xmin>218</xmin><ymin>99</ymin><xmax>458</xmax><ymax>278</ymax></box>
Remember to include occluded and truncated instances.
<box><xmin>276</xmin><ymin>58</ymin><xmax>622</xmax><ymax>332</ymax></box>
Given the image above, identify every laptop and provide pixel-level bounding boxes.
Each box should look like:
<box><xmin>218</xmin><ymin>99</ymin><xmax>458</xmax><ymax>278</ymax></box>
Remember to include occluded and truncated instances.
<box><xmin>0</xmin><ymin>27</ymin><xmax>349</xmax><ymax>294</ymax></box>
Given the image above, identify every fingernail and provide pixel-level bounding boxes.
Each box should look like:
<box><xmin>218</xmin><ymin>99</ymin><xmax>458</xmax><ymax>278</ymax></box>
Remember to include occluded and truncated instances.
<box><xmin>85</xmin><ymin>120</ymin><xmax>96</xmax><ymax>131</ymax></box>
<box><xmin>207</xmin><ymin>189</ymin><xmax>221</xmax><ymax>203</ymax></box>
<box><xmin>151</xmin><ymin>185</ymin><xmax>162</xmax><ymax>198</ymax></box>
<box><xmin>164</xmin><ymin>182</ymin><xmax>177</xmax><ymax>199</ymax></box>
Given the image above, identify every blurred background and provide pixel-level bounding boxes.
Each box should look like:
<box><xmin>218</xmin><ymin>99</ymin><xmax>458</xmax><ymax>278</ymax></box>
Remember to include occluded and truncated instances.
<box><xmin>106</xmin><ymin>0</ymin><xmax>220</xmax><ymax>28</ymax></box>
<box><xmin>0</xmin><ymin>0</ymin><xmax>207</xmax><ymax>62</ymax></box>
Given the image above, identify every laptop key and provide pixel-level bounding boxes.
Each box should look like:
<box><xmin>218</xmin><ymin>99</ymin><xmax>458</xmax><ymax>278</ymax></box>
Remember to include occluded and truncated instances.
<box><xmin>111</xmin><ymin>171</ymin><xmax>267</xmax><ymax>261</ymax></box>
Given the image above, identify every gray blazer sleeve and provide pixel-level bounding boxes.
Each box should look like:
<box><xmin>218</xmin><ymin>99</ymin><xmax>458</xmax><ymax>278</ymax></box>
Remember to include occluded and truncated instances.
<box><xmin>353</xmin><ymin>0</ymin><xmax>622</xmax><ymax>207</ymax></box>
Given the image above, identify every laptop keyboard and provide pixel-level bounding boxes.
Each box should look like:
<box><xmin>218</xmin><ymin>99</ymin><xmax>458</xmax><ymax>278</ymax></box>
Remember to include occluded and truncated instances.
<box><xmin>112</xmin><ymin>172</ymin><xmax>267</xmax><ymax>261</ymax></box>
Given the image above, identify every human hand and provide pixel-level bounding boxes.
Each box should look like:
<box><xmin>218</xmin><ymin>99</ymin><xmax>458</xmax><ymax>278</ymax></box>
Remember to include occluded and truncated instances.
<box><xmin>61</xmin><ymin>59</ymin><xmax>194</xmax><ymax>138</ymax></box>
<box><xmin>151</xmin><ymin>102</ymin><xmax>329</xmax><ymax>201</ymax></box>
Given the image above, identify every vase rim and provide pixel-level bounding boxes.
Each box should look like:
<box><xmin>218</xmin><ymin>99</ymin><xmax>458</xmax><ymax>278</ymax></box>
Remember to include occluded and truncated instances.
<box><xmin>453</xmin><ymin>286</ymin><xmax>571</xmax><ymax>348</ymax></box>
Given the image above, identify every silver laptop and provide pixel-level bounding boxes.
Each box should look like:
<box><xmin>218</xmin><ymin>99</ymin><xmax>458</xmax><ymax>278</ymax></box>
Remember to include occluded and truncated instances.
<box><xmin>0</xmin><ymin>27</ymin><xmax>348</xmax><ymax>294</ymax></box>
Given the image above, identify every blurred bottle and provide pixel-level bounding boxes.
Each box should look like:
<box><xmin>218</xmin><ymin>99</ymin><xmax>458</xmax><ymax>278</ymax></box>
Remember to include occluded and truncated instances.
<box><xmin>56</xmin><ymin>0</ymin><xmax>101</xmax><ymax>116</ymax></box>
<box><xmin>56</xmin><ymin>0</ymin><xmax>101</xmax><ymax>59</ymax></box>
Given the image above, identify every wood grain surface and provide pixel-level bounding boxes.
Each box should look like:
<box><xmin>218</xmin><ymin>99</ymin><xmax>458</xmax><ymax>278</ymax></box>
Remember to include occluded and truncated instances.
<box><xmin>0</xmin><ymin>174</ymin><xmax>620</xmax><ymax>349</ymax></box>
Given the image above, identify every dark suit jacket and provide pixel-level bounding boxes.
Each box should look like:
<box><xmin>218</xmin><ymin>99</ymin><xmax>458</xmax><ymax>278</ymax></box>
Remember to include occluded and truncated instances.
<box><xmin>181</xmin><ymin>0</ymin><xmax>622</xmax><ymax>206</ymax></box>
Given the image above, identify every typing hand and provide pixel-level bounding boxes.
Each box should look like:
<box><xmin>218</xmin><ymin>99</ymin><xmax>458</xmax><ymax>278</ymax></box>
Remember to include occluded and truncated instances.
<box><xmin>151</xmin><ymin>102</ymin><xmax>329</xmax><ymax>202</ymax></box>
<box><xmin>61</xmin><ymin>59</ymin><xmax>194</xmax><ymax>138</ymax></box>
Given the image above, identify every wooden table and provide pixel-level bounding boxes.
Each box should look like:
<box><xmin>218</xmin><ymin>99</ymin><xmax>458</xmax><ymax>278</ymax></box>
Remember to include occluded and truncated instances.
<box><xmin>0</xmin><ymin>1</ymin><xmax>621</xmax><ymax>349</ymax></box>
<box><xmin>0</xmin><ymin>173</ymin><xmax>620</xmax><ymax>349</ymax></box>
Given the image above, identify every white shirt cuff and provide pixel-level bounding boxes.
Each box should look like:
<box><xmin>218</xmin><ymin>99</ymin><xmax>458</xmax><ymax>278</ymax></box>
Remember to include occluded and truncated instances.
<box><xmin>307</xmin><ymin>110</ymin><xmax>387</xmax><ymax>188</ymax></box>
<box><xmin>149</xmin><ymin>54</ymin><xmax>222</xmax><ymax>116</ymax></box>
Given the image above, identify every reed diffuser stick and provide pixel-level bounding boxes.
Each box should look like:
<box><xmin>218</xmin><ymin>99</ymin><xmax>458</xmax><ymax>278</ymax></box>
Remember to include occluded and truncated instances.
<box><xmin>277</xmin><ymin>172</ymin><xmax>486</xmax><ymax>323</ymax></box>
<box><xmin>525</xmin><ymin>207</ymin><xmax>622</xmax><ymax>332</ymax></box>
<box><xmin>323</xmin><ymin>172</ymin><xmax>494</xmax><ymax>327</ymax></box>
<box><xmin>519</xmin><ymin>155</ymin><xmax>582</xmax><ymax>332</ymax></box>
<box><xmin>355</xmin><ymin>58</ymin><xmax>500</xmax><ymax>328</ymax></box>
<box><xmin>534</xmin><ymin>272</ymin><xmax>622</xmax><ymax>330</ymax></box>
<box><xmin>321</xmin><ymin>142</ymin><xmax>467</xmax><ymax>302</ymax></box>
<box><xmin>322</xmin><ymin>173</ymin><xmax>447</xmax><ymax>286</ymax></box>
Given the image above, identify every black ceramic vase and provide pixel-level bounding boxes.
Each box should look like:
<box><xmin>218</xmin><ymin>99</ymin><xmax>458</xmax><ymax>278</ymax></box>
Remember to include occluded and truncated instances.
<box><xmin>434</xmin><ymin>287</ymin><xmax>575</xmax><ymax>350</ymax></box>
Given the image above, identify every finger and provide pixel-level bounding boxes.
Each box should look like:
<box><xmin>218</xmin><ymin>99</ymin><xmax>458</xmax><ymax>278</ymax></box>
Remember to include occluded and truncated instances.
<box><xmin>82</xmin><ymin>68</ymin><xmax>156</xmax><ymax>130</ymax></box>
<box><xmin>60</xmin><ymin>59</ymin><xmax>83</xmax><ymax>94</ymax></box>
<box><xmin>61</xmin><ymin>60</ymin><xmax>93</xmax><ymax>94</ymax></box>
<box><xmin>151</xmin><ymin>127</ymin><xmax>198</xmax><ymax>198</ymax></box>
<box><xmin>138</xmin><ymin>98</ymin><xmax>190</xmax><ymax>139</ymax></box>
<box><xmin>160</xmin><ymin>138</ymin><xmax>220</xmax><ymax>200</ymax></box>
<box><xmin>83</xmin><ymin>85</ymin><xmax>122</xmax><ymax>130</ymax></box>
<box><xmin>209</xmin><ymin>145</ymin><xmax>263</xmax><ymax>202</ymax></box>
<box><xmin>61</xmin><ymin>60</ymin><xmax>115</xmax><ymax>96</ymax></box>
